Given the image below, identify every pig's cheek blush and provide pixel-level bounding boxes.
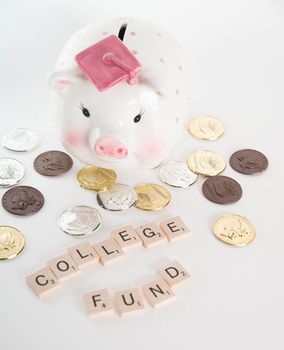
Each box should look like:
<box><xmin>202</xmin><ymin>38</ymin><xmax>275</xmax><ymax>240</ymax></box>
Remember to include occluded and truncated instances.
<box><xmin>143</xmin><ymin>140</ymin><xmax>166</xmax><ymax>157</ymax></box>
<box><xmin>65</xmin><ymin>131</ymin><xmax>85</xmax><ymax>146</ymax></box>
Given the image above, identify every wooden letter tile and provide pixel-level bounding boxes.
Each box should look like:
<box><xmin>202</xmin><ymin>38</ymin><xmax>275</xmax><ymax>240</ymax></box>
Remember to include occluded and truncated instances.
<box><xmin>111</xmin><ymin>225</ymin><xmax>142</xmax><ymax>252</ymax></box>
<box><xmin>141</xmin><ymin>277</ymin><xmax>175</xmax><ymax>308</ymax></box>
<box><xmin>135</xmin><ymin>222</ymin><xmax>167</xmax><ymax>248</ymax></box>
<box><xmin>67</xmin><ymin>241</ymin><xmax>99</xmax><ymax>268</ymax></box>
<box><xmin>83</xmin><ymin>288</ymin><xmax>113</xmax><ymax>318</ymax></box>
<box><xmin>114</xmin><ymin>288</ymin><xmax>145</xmax><ymax>317</ymax></box>
<box><xmin>159</xmin><ymin>216</ymin><xmax>190</xmax><ymax>242</ymax></box>
<box><xmin>93</xmin><ymin>238</ymin><xmax>124</xmax><ymax>266</ymax></box>
<box><xmin>47</xmin><ymin>253</ymin><xmax>79</xmax><ymax>281</ymax></box>
<box><xmin>157</xmin><ymin>260</ymin><xmax>191</xmax><ymax>288</ymax></box>
<box><xmin>26</xmin><ymin>267</ymin><xmax>60</xmax><ymax>298</ymax></box>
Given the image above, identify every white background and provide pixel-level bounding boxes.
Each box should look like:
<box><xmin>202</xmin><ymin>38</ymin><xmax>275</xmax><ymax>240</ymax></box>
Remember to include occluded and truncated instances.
<box><xmin>1</xmin><ymin>1</ymin><xmax>284</xmax><ymax>349</ymax></box>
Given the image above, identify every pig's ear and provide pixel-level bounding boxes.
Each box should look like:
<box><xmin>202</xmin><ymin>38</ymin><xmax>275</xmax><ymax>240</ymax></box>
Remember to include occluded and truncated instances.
<box><xmin>47</xmin><ymin>67</ymin><xmax>86</xmax><ymax>94</ymax></box>
<box><xmin>138</xmin><ymin>68</ymin><xmax>167</xmax><ymax>97</ymax></box>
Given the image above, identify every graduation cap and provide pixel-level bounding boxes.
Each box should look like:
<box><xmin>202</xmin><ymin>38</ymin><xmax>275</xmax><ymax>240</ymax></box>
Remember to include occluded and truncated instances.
<box><xmin>75</xmin><ymin>35</ymin><xmax>142</xmax><ymax>92</ymax></box>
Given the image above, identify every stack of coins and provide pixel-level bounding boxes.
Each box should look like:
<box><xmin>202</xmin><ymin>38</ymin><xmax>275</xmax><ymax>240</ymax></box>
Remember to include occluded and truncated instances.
<box><xmin>76</xmin><ymin>165</ymin><xmax>171</xmax><ymax>213</ymax></box>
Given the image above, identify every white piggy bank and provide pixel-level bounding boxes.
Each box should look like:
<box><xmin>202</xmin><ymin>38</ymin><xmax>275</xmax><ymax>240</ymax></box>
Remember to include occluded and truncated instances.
<box><xmin>48</xmin><ymin>17</ymin><xmax>189</xmax><ymax>169</ymax></box>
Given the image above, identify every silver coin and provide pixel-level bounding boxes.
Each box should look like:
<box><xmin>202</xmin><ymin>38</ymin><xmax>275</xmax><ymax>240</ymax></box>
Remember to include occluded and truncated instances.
<box><xmin>97</xmin><ymin>183</ymin><xmax>137</xmax><ymax>211</ymax></box>
<box><xmin>1</xmin><ymin>128</ymin><xmax>39</xmax><ymax>152</ymax></box>
<box><xmin>0</xmin><ymin>158</ymin><xmax>26</xmax><ymax>188</ymax></box>
<box><xmin>158</xmin><ymin>160</ymin><xmax>198</xmax><ymax>188</ymax></box>
<box><xmin>58</xmin><ymin>205</ymin><xmax>101</xmax><ymax>236</ymax></box>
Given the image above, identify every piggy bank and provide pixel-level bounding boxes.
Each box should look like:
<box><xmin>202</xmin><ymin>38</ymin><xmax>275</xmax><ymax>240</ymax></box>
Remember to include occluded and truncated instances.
<box><xmin>48</xmin><ymin>17</ymin><xmax>189</xmax><ymax>169</ymax></box>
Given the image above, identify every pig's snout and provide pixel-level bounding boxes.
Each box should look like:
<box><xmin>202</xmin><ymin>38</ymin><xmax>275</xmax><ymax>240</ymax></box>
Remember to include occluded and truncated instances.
<box><xmin>94</xmin><ymin>137</ymin><xmax>128</xmax><ymax>159</ymax></box>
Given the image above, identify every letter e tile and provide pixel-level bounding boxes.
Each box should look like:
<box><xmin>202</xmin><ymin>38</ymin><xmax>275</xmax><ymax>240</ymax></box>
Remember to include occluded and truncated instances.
<box><xmin>111</xmin><ymin>225</ymin><xmax>142</xmax><ymax>252</ymax></box>
<box><xmin>159</xmin><ymin>216</ymin><xmax>190</xmax><ymax>242</ymax></box>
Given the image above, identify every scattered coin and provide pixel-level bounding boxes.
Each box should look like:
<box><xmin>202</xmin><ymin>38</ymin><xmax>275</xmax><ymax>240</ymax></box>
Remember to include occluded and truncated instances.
<box><xmin>1</xmin><ymin>128</ymin><xmax>39</xmax><ymax>152</ymax></box>
<box><xmin>212</xmin><ymin>214</ymin><xmax>256</xmax><ymax>247</ymax></box>
<box><xmin>202</xmin><ymin>176</ymin><xmax>242</xmax><ymax>204</ymax></box>
<box><xmin>2</xmin><ymin>186</ymin><xmax>44</xmax><ymax>216</ymax></box>
<box><xmin>77</xmin><ymin>165</ymin><xmax>116</xmax><ymax>191</ymax></box>
<box><xmin>58</xmin><ymin>205</ymin><xmax>101</xmax><ymax>236</ymax></box>
<box><xmin>158</xmin><ymin>160</ymin><xmax>198</xmax><ymax>188</ymax></box>
<box><xmin>134</xmin><ymin>183</ymin><xmax>171</xmax><ymax>211</ymax></box>
<box><xmin>229</xmin><ymin>149</ymin><xmax>268</xmax><ymax>175</ymax></box>
<box><xmin>0</xmin><ymin>226</ymin><xmax>26</xmax><ymax>260</ymax></box>
<box><xmin>34</xmin><ymin>150</ymin><xmax>73</xmax><ymax>176</ymax></box>
<box><xmin>188</xmin><ymin>115</ymin><xmax>224</xmax><ymax>141</ymax></box>
<box><xmin>0</xmin><ymin>158</ymin><xmax>26</xmax><ymax>188</ymax></box>
<box><xmin>97</xmin><ymin>183</ymin><xmax>137</xmax><ymax>211</ymax></box>
<box><xmin>187</xmin><ymin>150</ymin><xmax>226</xmax><ymax>176</ymax></box>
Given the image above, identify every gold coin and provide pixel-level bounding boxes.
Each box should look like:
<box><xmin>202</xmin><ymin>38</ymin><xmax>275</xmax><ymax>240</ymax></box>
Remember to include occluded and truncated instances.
<box><xmin>77</xmin><ymin>166</ymin><xmax>116</xmax><ymax>191</ymax></box>
<box><xmin>134</xmin><ymin>183</ymin><xmax>171</xmax><ymax>211</ymax></box>
<box><xmin>0</xmin><ymin>226</ymin><xmax>26</xmax><ymax>260</ymax></box>
<box><xmin>188</xmin><ymin>115</ymin><xmax>225</xmax><ymax>141</ymax></box>
<box><xmin>212</xmin><ymin>214</ymin><xmax>256</xmax><ymax>247</ymax></box>
<box><xmin>187</xmin><ymin>150</ymin><xmax>226</xmax><ymax>176</ymax></box>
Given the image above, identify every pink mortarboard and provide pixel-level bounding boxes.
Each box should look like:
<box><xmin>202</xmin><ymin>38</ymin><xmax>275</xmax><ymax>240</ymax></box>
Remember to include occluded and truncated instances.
<box><xmin>75</xmin><ymin>35</ymin><xmax>141</xmax><ymax>92</ymax></box>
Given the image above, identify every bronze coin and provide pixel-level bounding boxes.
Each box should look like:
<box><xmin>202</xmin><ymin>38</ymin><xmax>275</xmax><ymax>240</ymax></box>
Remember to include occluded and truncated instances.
<box><xmin>2</xmin><ymin>186</ymin><xmax>44</xmax><ymax>215</ymax></box>
<box><xmin>229</xmin><ymin>149</ymin><xmax>268</xmax><ymax>175</ymax></box>
<box><xmin>202</xmin><ymin>176</ymin><xmax>242</xmax><ymax>204</ymax></box>
<box><xmin>34</xmin><ymin>150</ymin><xmax>73</xmax><ymax>176</ymax></box>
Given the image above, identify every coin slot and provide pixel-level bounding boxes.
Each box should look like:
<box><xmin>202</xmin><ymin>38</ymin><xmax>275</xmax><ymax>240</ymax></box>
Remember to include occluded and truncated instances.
<box><xmin>118</xmin><ymin>23</ymin><xmax>127</xmax><ymax>41</ymax></box>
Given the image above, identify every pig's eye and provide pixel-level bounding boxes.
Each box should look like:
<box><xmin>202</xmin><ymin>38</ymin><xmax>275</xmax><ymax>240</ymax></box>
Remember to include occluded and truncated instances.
<box><xmin>134</xmin><ymin>109</ymin><xmax>144</xmax><ymax>123</ymax></box>
<box><xmin>134</xmin><ymin>115</ymin><xmax>141</xmax><ymax>123</ymax></box>
<box><xmin>79</xmin><ymin>103</ymin><xmax>90</xmax><ymax>118</ymax></box>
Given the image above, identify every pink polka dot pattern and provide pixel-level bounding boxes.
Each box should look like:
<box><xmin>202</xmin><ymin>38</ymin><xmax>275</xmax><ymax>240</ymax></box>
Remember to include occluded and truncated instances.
<box><xmin>178</xmin><ymin>65</ymin><xmax>183</xmax><ymax>71</ymax></box>
<box><xmin>176</xmin><ymin>89</ymin><xmax>180</xmax><ymax>95</ymax></box>
<box><xmin>130</xmin><ymin>31</ymin><xmax>136</xmax><ymax>36</ymax></box>
<box><xmin>102</xmin><ymin>31</ymin><xmax>108</xmax><ymax>35</ymax></box>
<box><xmin>156</xmin><ymin>91</ymin><xmax>164</xmax><ymax>97</ymax></box>
<box><xmin>176</xmin><ymin>117</ymin><xmax>179</xmax><ymax>124</ymax></box>
<box><xmin>159</xmin><ymin>58</ymin><xmax>164</xmax><ymax>63</ymax></box>
<box><xmin>132</xmin><ymin>50</ymin><xmax>138</xmax><ymax>55</ymax></box>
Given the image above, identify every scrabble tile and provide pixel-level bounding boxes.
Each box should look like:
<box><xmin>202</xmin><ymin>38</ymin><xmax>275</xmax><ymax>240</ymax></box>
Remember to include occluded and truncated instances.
<box><xmin>83</xmin><ymin>288</ymin><xmax>113</xmax><ymax>318</ymax></box>
<box><xmin>142</xmin><ymin>277</ymin><xmax>175</xmax><ymax>309</ymax></box>
<box><xmin>135</xmin><ymin>222</ymin><xmax>167</xmax><ymax>248</ymax></box>
<box><xmin>67</xmin><ymin>241</ymin><xmax>99</xmax><ymax>268</ymax></box>
<box><xmin>111</xmin><ymin>225</ymin><xmax>142</xmax><ymax>252</ymax></box>
<box><xmin>114</xmin><ymin>288</ymin><xmax>145</xmax><ymax>317</ymax></box>
<box><xmin>157</xmin><ymin>260</ymin><xmax>191</xmax><ymax>288</ymax></box>
<box><xmin>159</xmin><ymin>216</ymin><xmax>190</xmax><ymax>242</ymax></box>
<box><xmin>93</xmin><ymin>238</ymin><xmax>124</xmax><ymax>266</ymax></box>
<box><xmin>26</xmin><ymin>267</ymin><xmax>60</xmax><ymax>298</ymax></box>
<box><xmin>47</xmin><ymin>254</ymin><xmax>79</xmax><ymax>281</ymax></box>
